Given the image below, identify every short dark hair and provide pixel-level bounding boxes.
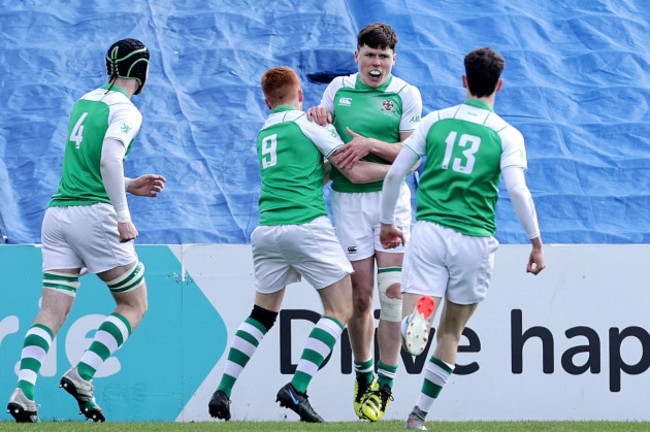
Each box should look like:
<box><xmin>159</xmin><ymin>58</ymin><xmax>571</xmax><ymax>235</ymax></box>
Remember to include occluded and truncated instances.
<box><xmin>261</xmin><ymin>66</ymin><xmax>300</xmax><ymax>106</ymax></box>
<box><xmin>464</xmin><ymin>47</ymin><xmax>505</xmax><ymax>98</ymax></box>
<box><xmin>357</xmin><ymin>23</ymin><xmax>398</xmax><ymax>51</ymax></box>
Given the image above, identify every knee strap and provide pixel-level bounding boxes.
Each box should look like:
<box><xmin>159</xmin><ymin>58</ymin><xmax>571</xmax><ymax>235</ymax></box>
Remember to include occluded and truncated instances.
<box><xmin>43</xmin><ymin>271</ymin><xmax>81</xmax><ymax>297</ymax></box>
<box><xmin>377</xmin><ymin>267</ymin><xmax>403</xmax><ymax>322</ymax></box>
<box><xmin>106</xmin><ymin>262</ymin><xmax>146</xmax><ymax>293</ymax></box>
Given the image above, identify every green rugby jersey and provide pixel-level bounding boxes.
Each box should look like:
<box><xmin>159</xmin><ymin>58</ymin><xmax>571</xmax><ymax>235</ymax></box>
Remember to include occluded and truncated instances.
<box><xmin>49</xmin><ymin>83</ymin><xmax>142</xmax><ymax>207</ymax></box>
<box><xmin>320</xmin><ymin>73</ymin><xmax>421</xmax><ymax>193</ymax></box>
<box><xmin>405</xmin><ymin>99</ymin><xmax>528</xmax><ymax>236</ymax></box>
<box><xmin>257</xmin><ymin>106</ymin><xmax>344</xmax><ymax>226</ymax></box>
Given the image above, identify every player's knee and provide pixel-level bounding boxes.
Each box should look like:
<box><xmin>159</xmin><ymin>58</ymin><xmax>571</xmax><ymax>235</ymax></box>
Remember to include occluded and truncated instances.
<box><xmin>105</xmin><ymin>261</ymin><xmax>146</xmax><ymax>294</ymax></box>
<box><xmin>352</xmin><ymin>291</ymin><xmax>373</xmax><ymax>312</ymax></box>
<box><xmin>377</xmin><ymin>268</ymin><xmax>403</xmax><ymax>322</ymax></box>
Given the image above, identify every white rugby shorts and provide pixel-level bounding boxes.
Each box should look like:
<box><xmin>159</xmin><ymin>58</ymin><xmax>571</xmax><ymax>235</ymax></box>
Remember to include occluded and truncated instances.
<box><xmin>251</xmin><ymin>216</ymin><xmax>353</xmax><ymax>294</ymax></box>
<box><xmin>331</xmin><ymin>183</ymin><xmax>411</xmax><ymax>261</ymax></box>
<box><xmin>41</xmin><ymin>203</ymin><xmax>138</xmax><ymax>274</ymax></box>
<box><xmin>402</xmin><ymin>221</ymin><xmax>499</xmax><ymax>304</ymax></box>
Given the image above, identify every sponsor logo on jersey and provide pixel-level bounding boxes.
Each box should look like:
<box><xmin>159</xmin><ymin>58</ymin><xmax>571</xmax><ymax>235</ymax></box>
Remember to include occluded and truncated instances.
<box><xmin>338</xmin><ymin>97</ymin><xmax>352</xmax><ymax>106</ymax></box>
<box><xmin>410</xmin><ymin>115</ymin><xmax>421</xmax><ymax>123</ymax></box>
<box><xmin>121</xmin><ymin>123</ymin><xmax>132</xmax><ymax>134</ymax></box>
<box><xmin>347</xmin><ymin>246</ymin><xmax>357</xmax><ymax>255</ymax></box>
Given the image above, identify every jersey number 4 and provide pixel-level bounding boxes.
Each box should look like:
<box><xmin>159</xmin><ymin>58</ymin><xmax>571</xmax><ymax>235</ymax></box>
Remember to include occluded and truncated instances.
<box><xmin>442</xmin><ymin>131</ymin><xmax>481</xmax><ymax>174</ymax></box>
<box><xmin>261</xmin><ymin>134</ymin><xmax>278</xmax><ymax>169</ymax></box>
<box><xmin>70</xmin><ymin>112</ymin><xmax>89</xmax><ymax>149</ymax></box>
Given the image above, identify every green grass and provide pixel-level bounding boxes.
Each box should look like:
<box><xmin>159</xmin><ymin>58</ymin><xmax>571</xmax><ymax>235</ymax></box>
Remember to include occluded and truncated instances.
<box><xmin>1</xmin><ymin>422</ymin><xmax>650</xmax><ymax>432</ymax></box>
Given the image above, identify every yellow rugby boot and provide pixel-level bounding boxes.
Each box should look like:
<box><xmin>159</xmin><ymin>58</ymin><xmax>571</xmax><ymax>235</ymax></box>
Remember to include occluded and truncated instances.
<box><xmin>360</xmin><ymin>383</ymin><xmax>393</xmax><ymax>422</ymax></box>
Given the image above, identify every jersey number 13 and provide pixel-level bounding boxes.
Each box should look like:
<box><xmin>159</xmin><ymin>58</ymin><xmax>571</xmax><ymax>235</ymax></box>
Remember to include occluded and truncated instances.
<box><xmin>441</xmin><ymin>131</ymin><xmax>481</xmax><ymax>174</ymax></box>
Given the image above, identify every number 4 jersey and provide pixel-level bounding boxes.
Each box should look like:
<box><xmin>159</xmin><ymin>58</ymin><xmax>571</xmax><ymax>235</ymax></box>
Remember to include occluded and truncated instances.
<box><xmin>405</xmin><ymin>99</ymin><xmax>528</xmax><ymax>237</ymax></box>
<box><xmin>49</xmin><ymin>83</ymin><xmax>142</xmax><ymax>207</ymax></box>
<box><xmin>256</xmin><ymin>105</ymin><xmax>343</xmax><ymax>226</ymax></box>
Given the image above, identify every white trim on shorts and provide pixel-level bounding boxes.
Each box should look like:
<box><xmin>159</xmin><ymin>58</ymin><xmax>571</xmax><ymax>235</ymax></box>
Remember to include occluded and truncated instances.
<box><xmin>401</xmin><ymin>220</ymin><xmax>499</xmax><ymax>304</ymax></box>
<box><xmin>251</xmin><ymin>216</ymin><xmax>353</xmax><ymax>294</ymax></box>
<box><xmin>41</xmin><ymin>203</ymin><xmax>138</xmax><ymax>274</ymax></box>
<box><xmin>331</xmin><ymin>183</ymin><xmax>411</xmax><ymax>261</ymax></box>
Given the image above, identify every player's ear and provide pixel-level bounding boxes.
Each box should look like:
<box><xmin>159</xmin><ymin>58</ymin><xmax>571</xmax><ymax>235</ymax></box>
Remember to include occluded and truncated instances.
<box><xmin>354</xmin><ymin>50</ymin><xmax>359</xmax><ymax>63</ymax></box>
<box><xmin>298</xmin><ymin>88</ymin><xmax>304</xmax><ymax>103</ymax></box>
<box><xmin>495</xmin><ymin>78</ymin><xmax>504</xmax><ymax>93</ymax></box>
<box><xmin>462</xmin><ymin>75</ymin><xmax>468</xmax><ymax>89</ymax></box>
<box><xmin>265</xmin><ymin>99</ymin><xmax>272</xmax><ymax>110</ymax></box>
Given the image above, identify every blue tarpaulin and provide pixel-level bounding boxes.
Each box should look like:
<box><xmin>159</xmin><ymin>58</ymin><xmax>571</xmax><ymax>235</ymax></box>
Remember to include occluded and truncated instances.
<box><xmin>0</xmin><ymin>1</ymin><xmax>648</xmax><ymax>244</ymax></box>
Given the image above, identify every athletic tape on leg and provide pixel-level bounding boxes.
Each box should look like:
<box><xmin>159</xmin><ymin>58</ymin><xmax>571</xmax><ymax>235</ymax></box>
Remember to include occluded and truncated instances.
<box><xmin>106</xmin><ymin>262</ymin><xmax>145</xmax><ymax>293</ymax></box>
<box><xmin>377</xmin><ymin>267</ymin><xmax>403</xmax><ymax>322</ymax></box>
<box><xmin>43</xmin><ymin>271</ymin><xmax>81</xmax><ymax>297</ymax></box>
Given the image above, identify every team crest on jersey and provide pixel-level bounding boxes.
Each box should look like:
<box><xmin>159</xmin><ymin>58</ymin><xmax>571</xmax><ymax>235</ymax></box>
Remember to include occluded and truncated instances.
<box><xmin>382</xmin><ymin>100</ymin><xmax>394</xmax><ymax>111</ymax></box>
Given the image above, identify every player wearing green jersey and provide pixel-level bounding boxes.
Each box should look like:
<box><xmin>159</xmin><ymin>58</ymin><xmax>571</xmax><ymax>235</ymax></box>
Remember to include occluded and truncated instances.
<box><xmin>379</xmin><ymin>47</ymin><xmax>546</xmax><ymax>430</ymax></box>
<box><xmin>307</xmin><ymin>22</ymin><xmax>422</xmax><ymax>421</ymax></box>
<box><xmin>7</xmin><ymin>39</ymin><xmax>165</xmax><ymax>423</ymax></box>
<box><xmin>208</xmin><ymin>67</ymin><xmax>393</xmax><ymax>423</ymax></box>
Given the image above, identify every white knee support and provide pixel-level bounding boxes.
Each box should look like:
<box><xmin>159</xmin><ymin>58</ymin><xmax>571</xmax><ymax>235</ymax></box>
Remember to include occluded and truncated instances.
<box><xmin>106</xmin><ymin>261</ymin><xmax>146</xmax><ymax>293</ymax></box>
<box><xmin>43</xmin><ymin>271</ymin><xmax>81</xmax><ymax>297</ymax></box>
<box><xmin>377</xmin><ymin>267</ymin><xmax>403</xmax><ymax>322</ymax></box>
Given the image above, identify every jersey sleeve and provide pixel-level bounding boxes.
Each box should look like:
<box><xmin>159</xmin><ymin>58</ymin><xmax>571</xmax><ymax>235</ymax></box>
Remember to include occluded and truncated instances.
<box><xmin>320</xmin><ymin>76</ymin><xmax>347</xmax><ymax>115</ymax></box>
<box><xmin>499</xmin><ymin>126</ymin><xmax>528</xmax><ymax>171</ymax></box>
<box><xmin>398</xmin><ymin>84</ymin><xmax>423</xmax><ymax>133</ymax></box>
<box><xmin>402</xmin><ymin>111</ymin><xmax>436</xmax><ymax>157</ymax></box>
<box><xmin>105</xmin><ymin>103</ymin><xmax>142</xmax><ymax>148</ymax></box>
<box><xmin>296</xmin><ymin>115</ymin><xmax>344</xmax><ymax>157</ymax></box>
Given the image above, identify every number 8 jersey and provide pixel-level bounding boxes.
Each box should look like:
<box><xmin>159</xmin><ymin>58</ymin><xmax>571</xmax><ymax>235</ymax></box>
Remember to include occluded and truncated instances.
<box><xmin>405</xmin><ymin>99</ymin><xmax>528</xmax><ymax>236</ymax></box>
<box><xmin>49</xmin><ymin>83</ymin><xmax>142</xmax><ymax>207</ymax></box>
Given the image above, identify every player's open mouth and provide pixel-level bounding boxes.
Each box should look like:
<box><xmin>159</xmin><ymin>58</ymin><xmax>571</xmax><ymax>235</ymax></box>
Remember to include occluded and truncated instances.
<box><xmin>369</xmin><ymin>70</ymin><xmax>381</xmax><ymax>77</ymax></box>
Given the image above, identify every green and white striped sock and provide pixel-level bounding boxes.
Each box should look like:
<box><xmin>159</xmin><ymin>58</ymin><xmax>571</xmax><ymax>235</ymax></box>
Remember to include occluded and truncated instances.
<box><xmin>416</xmin><ymin>355</ymin><xmax>454</xmax><ymax>415</ymax></box>
<box><xmin>291</xmin><ymin>316</ymin><xmax>343</xmax><ymax>393</ymax></box>
<box><xmin>17</xmin><ymin>324</ymin><xmax>53</xmax><ymax>400</ymax></box>
<box><xmin>354</xmin><ymin>357</ymin><xmax>375</xmax><ymax>386</ymax></box>
<box><xmin>377</xmin><ymin>361</ymin><xmax>398</xmax><ymax>390</ymax></box>
<box><xmin>77</xmin><ymin>313</ymin><xmax>132</xmax><ymax>381</ymax></box>
<box><xmin>217</xmin><ymin>316</ymin><xmax>270</xmax><ymax>398</ymax></box>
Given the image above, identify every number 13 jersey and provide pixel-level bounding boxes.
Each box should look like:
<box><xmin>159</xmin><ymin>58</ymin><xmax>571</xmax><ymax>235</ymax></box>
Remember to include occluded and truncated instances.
<box><xmin>404</xmin><ymin>99</ymin><xmax>528</xmax><ymax>237</ymax></box>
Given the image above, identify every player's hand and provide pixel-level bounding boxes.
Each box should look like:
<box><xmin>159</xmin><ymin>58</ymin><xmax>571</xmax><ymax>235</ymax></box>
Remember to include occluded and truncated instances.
<box><xmin>307</xmin><ymin>106</ymin><xmax>331</xmax><ymax>126</ymax></box>
<box><xmin>345</xmin><ymin>127</ymin><xmax>375</xmax><ymax>162</ymax></box>
<box><xmin>330</xmin><ymin>128</ymin><xmax>373</xmax><ymax>169</ymax></box>
<box><xmin>380</xmin><ymin>223</ymin><xmax>405</xmax><ymax>249</ymax></box>
<box><xmin>526</xmin><ymin>246</ymin><xmax>546</xmax><ymax>275</ymax></box>
<box><xmin>128</xmin><ymin>174</ymin><xmax>166</xmax><ymax>197</ymax></box>
<box><xmin>118</xmin><ymin>221</ymin><xmax>139</xmax><ymax>243</ymax></box>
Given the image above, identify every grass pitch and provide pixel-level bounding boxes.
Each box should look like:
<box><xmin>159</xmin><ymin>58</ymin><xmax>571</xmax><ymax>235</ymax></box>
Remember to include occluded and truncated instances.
<box><xmin>1</xmin><ymin>421</ymin><xmax>650</xmax><ymax>432</ymax></box>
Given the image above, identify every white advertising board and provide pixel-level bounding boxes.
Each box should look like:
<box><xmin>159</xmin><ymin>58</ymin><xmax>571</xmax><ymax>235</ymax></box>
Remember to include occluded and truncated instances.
<box><xmin>177</xmin><ymin>243</ymin><xmax>650</xmax><ymax>422</ymax></box>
